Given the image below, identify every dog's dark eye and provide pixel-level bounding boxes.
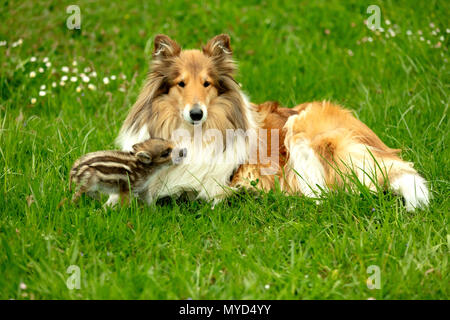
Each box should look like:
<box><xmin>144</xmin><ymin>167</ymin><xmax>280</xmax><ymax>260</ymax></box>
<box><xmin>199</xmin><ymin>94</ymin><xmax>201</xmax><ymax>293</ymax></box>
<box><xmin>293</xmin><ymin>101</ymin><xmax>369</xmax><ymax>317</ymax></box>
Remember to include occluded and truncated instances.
<box><xmin>178</xmin><ymin>81</ymin><xmax>185</xmax><ymax>88</ymax></box>
<box><xmin>161</xmin><ymin>148</ymin><xmax>172</xmax><ymax>158</ymax></box>
<box><xmin>203</xmin><ymin>81</ymin><xmax>210</xmax><ymax>88</ymax></box>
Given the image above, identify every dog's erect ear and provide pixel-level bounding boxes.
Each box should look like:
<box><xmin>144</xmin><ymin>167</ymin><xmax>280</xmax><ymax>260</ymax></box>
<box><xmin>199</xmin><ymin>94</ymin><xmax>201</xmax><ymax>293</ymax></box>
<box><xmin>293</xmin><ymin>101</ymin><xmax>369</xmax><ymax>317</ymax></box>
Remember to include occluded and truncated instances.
<box><xmin>136</xmin><ymin>151</ymin><xmax>152</xmax><ymax>164</ymax></box>
<box><xmin>153</xmin><ymin>34</ymin><xmax>181</xmax><ymax>59</ymax></box>
<box><xmin>203</xmin><ymin>34</ymin><xmax>232</xmax><ymax>57</ymax></box>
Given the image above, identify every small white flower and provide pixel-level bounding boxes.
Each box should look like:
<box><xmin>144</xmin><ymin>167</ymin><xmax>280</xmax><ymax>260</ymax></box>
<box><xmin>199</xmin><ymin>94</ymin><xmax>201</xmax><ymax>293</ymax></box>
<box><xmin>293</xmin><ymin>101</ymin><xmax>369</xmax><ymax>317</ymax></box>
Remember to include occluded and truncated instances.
<box><xmin>120</xmin><ymin>74</ymin><xmax>126</xmax><ymax>80</ymax></box>
<box><xmin>264</xmin><ymin>284</ymin><xmax>270</xmax><ymax>290</ymax></box>
<box><xmin>40</xmin><ymin>84</ymin><xmax>46</xmax><ymax>90</ymax></box>
<box><xmin>427</xmin><ymin>40</ymin><xmax>431</xmax><ymax>44</ymax></box>
<box><xmin>59</xmin><ymin>81</ymin><xmax>66</xmax><ymax>86</ymax></box>
<box><xmin>385</xmin><ymin>19</ymin><xmax>391</xmax><ymax>25</ymax></box>
<box><xmin>429</xmin><ymin>22</ymin><xmax>435</xmax><ymax>28</ymax></box>
<box><xmin>52</xmin><ymin>82</ymin><xmax>57</xmax><ymax>88</ymax></box>
<box><xmin>432</xmin><ymin>30</ymin><xmax>437</xmax><ymax>36</ymax></box>
<box><xmin>39</xmin><ymin>90</ymin><xmax>46</xmax><ymax>96</ymax></box>
<box><xmin>418</xmin><ymin>30</ymin><xmax>423</xmax><ymax>35</ymax></box>
<box><xmin>29</xmin><ymin>71</ymin><xmax>36</xmax><ymax>78</ymax></box>
<box><xmin>72</xmin><ymin>60</ymin><xmax>78</xmax><ymax>66</ymax></box>
<box><xmin>0</xmin><ymin>40</ymin><xmax>7</xmax><ymax>47</ymax></box>
<box><xmin>367</xmin><ymin>37</ymin><xmax>373</xmax><ymax>42</ymax></box>
<box><xmin>90</xmin><ymin>71</ymin><xmax>97</xmax><ymax>78</ymax></box>
<box><xmin>82</xmin><ymin>76</ymin><xmax>90</xmax><ymax>83</ymax></box>
<box><xmin>61</xmin><ymin>66</ymin><xmax>69</xmax><ymax>73</ymax></box>
<box><xmin>447</xmin><ymin>28</ymin><xmax>450</xmax><ymax>34</ymax></box>
<box><xmin>406</xmin><ymin>30</ymin><xmax>412</xmax><ymax>36</ymax></box>
<box><xmin>347</xmin><ymin>49</ymin><xmax>354</xmax><ymax>56</ymax></box>
<box><xmin>84</xmin><ymin>67</ymin><xmax>91</xmax><ymax>73</ymax></box>
<box><xmin>61</xmin><ymin>75</ymin><xmax>68</xmax><ymax>81</ymax></box>
<box><xmin>439</xmin><ymin>36</ymin><xmax>444</xmax><ymax>41</ymax></box>
<box><xmin>30</xmin><ymin>98</ymin><xmax>36</xmax><ymax>104</ymax></box>
<box><xmin>103</xmin><ymin>77</ymin><xmax>110</xmax><ymax>84</ymax></box>
<box><xmin>436</xmin><ymin>28</ymin><xmax>440</xmax><ymax>33</ymax></box>
<box><xmin>11</xmin><ymin>39</ymin><xmax>23</xmax><ymax>47</ymax></box>
<box><xmin>118</xmin><ymin>87</ymin><xmax>126</xmax><ymax>92</ymax></box>
<box><xmin>76</xmin><ymin>86</ymin><xmax>82</xmax><ymax>92</ymax></box>
<box><xmin>420</xmin><ymin>36</ymin><xmax>425</xmax><ymax>41</ymax></box>
<box><xmin>70</xmin><ymin>76</ymin><xmax>77</xmax><ymax>82</ymax></box>
<box><xmin>43</xmin><ymin>57</ymin><xmax>49</xmax><ymax>63</ymax></box>
<box><xmin>379</xmin><ymin>27</ymin><xmax>384</xmax><ymax>33</ymax></box>
<box><xmin>19</xmin><ymin>283</ymin><xmax>27</xmax><ymax>290</ymax></box>
<box><xmin>30</xmin><ymin>56</ymin><xmax>37</xmax><ymax>62</ymax></box>
<box><xmin>45</xmin><ymin>62</ymin><xmax>51</xmax><ymax>68</ymax></box>
<box><xmin>110</xmin><ymin>75</ymin><xmax>116</xmax><ymax>80</ymax></box>
<box><xmin>72</xmin><ymin>68</ymin><xmax>78</xmax><ymax>73</ymax></box>
<box><xmin>38</xmin><ymin>67</ymin><xmax>44</xmax><ymax>73</ymax></box>
<box><xmin>88</xmin><ymin>84</ymin><xmax>96</xmax><ymax>90</ymax></box>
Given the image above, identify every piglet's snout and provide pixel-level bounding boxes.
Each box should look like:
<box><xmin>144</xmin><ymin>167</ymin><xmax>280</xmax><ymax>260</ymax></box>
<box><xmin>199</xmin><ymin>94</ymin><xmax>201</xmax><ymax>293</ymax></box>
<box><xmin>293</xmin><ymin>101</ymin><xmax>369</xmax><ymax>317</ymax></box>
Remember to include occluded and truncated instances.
<box><xmin>173</xmin><ymin>147</ymin><xmax>188</xmax><ymax>164</ymax></box>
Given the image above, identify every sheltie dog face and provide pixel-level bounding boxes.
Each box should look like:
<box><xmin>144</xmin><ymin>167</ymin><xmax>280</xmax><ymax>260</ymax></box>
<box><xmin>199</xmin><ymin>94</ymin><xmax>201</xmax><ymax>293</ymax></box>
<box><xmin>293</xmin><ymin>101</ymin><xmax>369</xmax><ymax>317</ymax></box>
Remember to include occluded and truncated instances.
<box><xmin>118</xmin><ymin>34</ymin><xmax>255</xmax><ymax>148</ymax></box>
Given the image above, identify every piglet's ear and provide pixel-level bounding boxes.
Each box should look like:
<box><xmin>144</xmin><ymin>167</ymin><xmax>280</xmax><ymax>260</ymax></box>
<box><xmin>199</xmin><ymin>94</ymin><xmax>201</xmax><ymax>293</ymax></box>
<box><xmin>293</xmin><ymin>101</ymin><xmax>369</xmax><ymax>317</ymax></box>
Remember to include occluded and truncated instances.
<box><xmin>136</xmin><ymin>151</ymin><xmax>152</xmax><ymax>164</ymax></box>
<box><xmin>203</xmin><ymin>34</ymin><xmax>232</xmax><ymax>57</ymax></box>
<box><xmin>153</xmin><ymin>34</ymin><xmax>181</xmax><ymax>58</ymax></box>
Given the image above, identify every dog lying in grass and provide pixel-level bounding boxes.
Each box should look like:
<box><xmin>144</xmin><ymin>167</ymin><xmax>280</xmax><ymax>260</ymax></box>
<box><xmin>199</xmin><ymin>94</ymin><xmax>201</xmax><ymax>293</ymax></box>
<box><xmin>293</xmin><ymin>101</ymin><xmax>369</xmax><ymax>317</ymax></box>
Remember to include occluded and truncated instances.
<box><xmin>69</xmin><ymin>138</ymin><xmax>187</xmax><ymax>205</ymax></box>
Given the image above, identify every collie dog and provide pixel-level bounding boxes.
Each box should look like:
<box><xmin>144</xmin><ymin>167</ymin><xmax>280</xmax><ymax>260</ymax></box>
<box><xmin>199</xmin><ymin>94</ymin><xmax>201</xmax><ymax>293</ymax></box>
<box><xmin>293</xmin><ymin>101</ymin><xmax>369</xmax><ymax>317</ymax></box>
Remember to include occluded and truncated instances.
<box><xmin>114</xmin><ymin>34</ymin><xmax>429</xmax><ymax>211</ymax></box>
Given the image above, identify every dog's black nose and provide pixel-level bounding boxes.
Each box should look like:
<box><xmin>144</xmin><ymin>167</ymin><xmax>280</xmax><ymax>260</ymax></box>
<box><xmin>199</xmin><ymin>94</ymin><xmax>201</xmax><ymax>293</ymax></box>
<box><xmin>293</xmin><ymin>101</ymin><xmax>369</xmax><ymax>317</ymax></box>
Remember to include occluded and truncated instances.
<box><xmin>179</xmin><ymin>148</ymin><xmax>187</xmax><ymax>158</ymax></box>
<box><xmin>189</xmin><ymin>107</ymin><xmax>203</xmax><ymax>122</ymax></box>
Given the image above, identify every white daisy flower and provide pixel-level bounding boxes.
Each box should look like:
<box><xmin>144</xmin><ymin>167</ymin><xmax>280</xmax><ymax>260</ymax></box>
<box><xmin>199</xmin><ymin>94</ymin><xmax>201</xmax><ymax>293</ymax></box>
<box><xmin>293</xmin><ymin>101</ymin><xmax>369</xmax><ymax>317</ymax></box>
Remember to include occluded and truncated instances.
<box><xmin>432</xmin><ymin>30</ymin><xmax>437</xmax><ymax>36</ymax></box>
<box><xmin>406</xmin><ymin>30</ymin><xmax>412</xmax><ymax>36</ymax></box>
<box><xmin>39</xmin><ymin>91</ymin><xmax>46</xmax><ymax>96</ymax></box>
<box><xmin>418</xmin><ymin>30</ymin><xmax>423</xmax><ymax>35</ymax></box>
<box><xmin>429</xmin><ymin>22</ymin><xmax>435</xmax><ymax>28</ymax></box>
<box><xmin>29</xmin><ymin>71</ymin><xmax>36</xmax><ymax>78</ymax></box>
<box><xmin>88</xmin><ymin>84</ymin><xmax>96</xmax><ymax>90</ymax></box>
<box><xmin>82</xmin><ymin>76</ymin><xmax>90</xmax><ymax>83</ymax></box>
<box><xmin>110</xmin><ymin>75</ymin><xmax>116</xmax><ymax>80</ymax></box>
<box><xmin>43</xmin><ymin>57</ymin><xmax>49</xmax><ymax>63</ymax></box>
<box><xmin>347</xmin><ymin>49</ymin><xmax>354</xmax><ymax>56</ymax></box>
<box><xmin>70</xmin><ymin>76</ymin><xmax>77</xmax><ymax>82</ymax></box>
<box><xmin>436</xmin><ymin>28</ymin><xmax>440</xmax><ymax>33</ymax></box>
<box><xmin>61</xmin><ymin>75</ymin><xmax>68</xmax><ymax>81</ymax></box>
<box><xmin>31</xmin><ymin>98</ymin><xmax>37</xmax><ymax>104</ymax></box>
<box><xmin>264</xmin><ymin>284</ymin><xmax>270</xmax><ymax>290</ymax></box>
<box><xmin>72</xmin><ymin>68</ymin><xmax>78</xmax><ymax>73</ymax></box>
<box><xmin>19</xmin><ymin>283</ymin><xmax>27</xmax><ymax>290</ymax></box>
<box><xmin>103</xmin><ymin>77</ymin><xmax>110</xmax><ymax>84</ymax></box>
<box><xmin>40</xmin><ymin>84</ymin><xmax>46</xmax><ymax>90</ymax></box>
<box><xmin>45</xmin><ymin>62</ymin><xmax>51</xmax><ymax>68</ymax></box>
<box><xmin>76</xmin><ymin>86</ymin><xmax>82</xmax><ymax>92</ymax></box>
<box><xmin>0</xmin><ymin>40</ymin><xmax>7</xmax><ymax>47</ymax></box>
<box><xmin>72</xmin><ymin>60</ymin><xmax>78</xmax><ymax>66</ymax></box>
<box><xmin>61</xmin><ymin>66</ymin><xmax>69</xmax><ymax>73</ymax></box>
<box><xmin>59</xmin><ymin>81</ymin><xmax>66</xmax><ymax>86</ymax></box>
<box><xmin>446</xmin><ymin>28</ymin><xmax>450</xmax><ymax>34</ymax></box>
<box><xmin>439</xmin><ymin>36</ymin><xmax>444</xmax><ymax>41</ymax></box>
<box><xmin>367</xmin><ymin>37</ymin><xmax>373</xmax><ymax>42</ymax></box>
<box><xmin>420</xmin><ymin>36</ymin><xmax>425</xmax><ymax>41</ymax></box>
<box><xmin>118</xmin><ymin>87</ymin><xmax>126</xmax><ymax>92</ymax></box>
<box><xmin>90</xmin><ymin>71</ymin><xmax>97</xmax><ymax>77</ymax></box>
<box><xmin>30</xmin><ymin>56</ymin><xmax>37</xmax><ymax>62</ymax></box>
<box><xmin>52</xmin><ymin>82</ymin><xmax>57</xmax><ymax>88</ymax></box>
<box><xmin>385</xmin><ymin>20</ymin><xmax>391</xmax><ymax>25</ymax></box>
<box><xmin>120</xmin><ymin>74</ymin><xmax>126</xmax><ymax>79</ymax></box>
<box><xmin>427</xmin><ymin>40</ymin><xmax>431</xmax><ymax>44</ymax></box>
<box><xmin>38</xmin><ymin>67</ymin><xmax>44</xmax><ymax>73</ymax></box>
<box><xmin>84</xmin><ymin>67</ymin><xmax>91</xmax><ymax>73</ymax></box>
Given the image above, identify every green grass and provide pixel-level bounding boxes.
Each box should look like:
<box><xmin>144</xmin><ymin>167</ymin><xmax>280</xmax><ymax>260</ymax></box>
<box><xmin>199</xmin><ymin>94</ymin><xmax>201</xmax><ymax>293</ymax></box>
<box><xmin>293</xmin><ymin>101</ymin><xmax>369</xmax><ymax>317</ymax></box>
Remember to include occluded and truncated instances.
<box><xmin>0</xmin><ymin>0</ymin><xmax>449</xmax><ymax>299</ymax></box>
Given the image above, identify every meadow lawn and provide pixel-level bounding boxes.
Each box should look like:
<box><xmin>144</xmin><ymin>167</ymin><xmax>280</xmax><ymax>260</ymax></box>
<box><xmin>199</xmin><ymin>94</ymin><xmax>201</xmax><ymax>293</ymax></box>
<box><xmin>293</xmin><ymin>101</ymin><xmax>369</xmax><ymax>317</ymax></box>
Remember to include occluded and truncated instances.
<box><xmin>0</xmin><ymin>0</ymin><xmax>448</xmax><ymax>299</ymax></box>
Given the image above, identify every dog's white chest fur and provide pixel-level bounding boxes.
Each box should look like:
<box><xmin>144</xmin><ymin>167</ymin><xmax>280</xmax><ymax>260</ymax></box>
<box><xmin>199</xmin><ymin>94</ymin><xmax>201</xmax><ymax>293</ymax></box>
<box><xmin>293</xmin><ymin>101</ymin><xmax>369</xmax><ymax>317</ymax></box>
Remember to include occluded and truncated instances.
<box><xmin>116</xmin><ymin>124</ymin><xmax>247</xmax><ymax>203</ymax></box>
